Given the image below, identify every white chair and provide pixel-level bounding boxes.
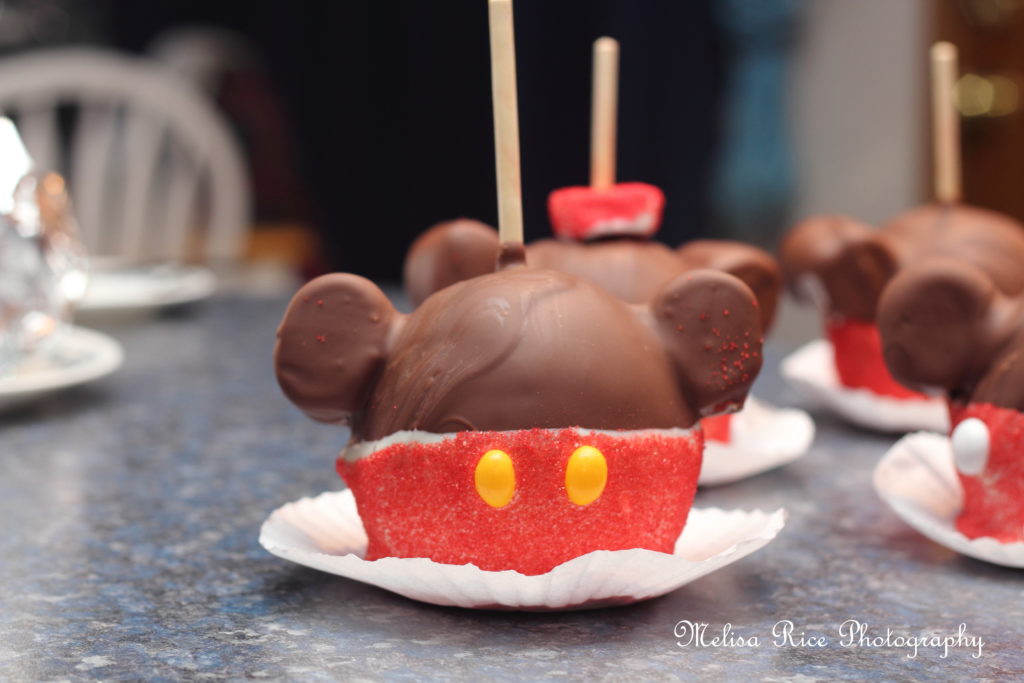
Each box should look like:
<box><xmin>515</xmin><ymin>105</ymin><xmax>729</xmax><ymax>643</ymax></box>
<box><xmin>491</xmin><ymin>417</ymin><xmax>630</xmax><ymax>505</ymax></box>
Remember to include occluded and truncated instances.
<box><xmin>148</xmin><ymin>26</ymin><xmax>256</xmax><ymax>98</ymax></box>
<box><xmin>0</xmin><ymin>47</ymin><xmax>250</xmax><ymax>265</ymax></box>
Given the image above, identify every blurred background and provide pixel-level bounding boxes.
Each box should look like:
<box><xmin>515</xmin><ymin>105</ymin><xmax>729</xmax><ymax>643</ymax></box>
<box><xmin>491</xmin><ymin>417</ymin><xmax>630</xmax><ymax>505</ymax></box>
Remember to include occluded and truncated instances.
<box><xmin>0</xmin><ymin>0</ymin><xmax>1020</xmax><ymax>282</ymax></box>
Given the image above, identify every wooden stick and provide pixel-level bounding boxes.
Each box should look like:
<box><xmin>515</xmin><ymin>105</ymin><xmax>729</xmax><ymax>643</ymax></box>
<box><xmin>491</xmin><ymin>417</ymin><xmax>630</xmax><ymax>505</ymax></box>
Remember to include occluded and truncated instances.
<box><xmin>931</xmin><ymin>41</ymin><xmax>961</xmax><ymax>204</ymax></box>
<box><xmin>590</xmin><ymin>37</ymin><xmax>619</xmax><ymax>190</ymax></box>
<box><xmin>488</xmin><ymin>0</ymin><xmax>524</xmax><ymax>246</ymax></box>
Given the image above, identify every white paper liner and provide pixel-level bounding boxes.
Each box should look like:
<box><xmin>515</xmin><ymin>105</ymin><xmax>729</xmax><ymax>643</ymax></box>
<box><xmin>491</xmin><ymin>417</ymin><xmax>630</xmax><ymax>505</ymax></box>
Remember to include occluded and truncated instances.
<box><xmin>781</xmin><ymin>339</ymin><xmax>948</xmax><ymax>433</ymax></box>
<box><xmin>259</xmin><ymin>489</ymin><xmax>786</xmax><ymax>610</ymax></box>
<box><xmin>699</xmin><ymin>397</ymin><xmax>815</xmax><ymax>486</ymax></box>
<box><xmin>873</xmin><ymin>432</ymin><xmax>1024</xmax><ymax>568</ymax></box>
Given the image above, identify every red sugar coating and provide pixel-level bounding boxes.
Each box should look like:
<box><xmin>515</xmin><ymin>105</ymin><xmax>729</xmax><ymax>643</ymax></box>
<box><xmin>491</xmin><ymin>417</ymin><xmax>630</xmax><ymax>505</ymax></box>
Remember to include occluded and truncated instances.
<box><xmin>826</xmin><ymin>317</ymin><xmax>924</xmax><ymax>399</ymax></box>
<box><xmin>547</xmin><ymin>182</ymin><xmax>665</xmax><ymax>241</ymax></box>
<box><xmin>701</xmin><ymin>413</ymin><xmax>732</xmax><ymax>444</ymax></box>
<box><xmin>338</xmin><ymin>427</ymin><xmax>703</xmax><ymax>575</ymax></box>
<box><xmin>950</xmin><ymin>403</ymin><xmax>1024</xmax><ymax>542</ymax></box>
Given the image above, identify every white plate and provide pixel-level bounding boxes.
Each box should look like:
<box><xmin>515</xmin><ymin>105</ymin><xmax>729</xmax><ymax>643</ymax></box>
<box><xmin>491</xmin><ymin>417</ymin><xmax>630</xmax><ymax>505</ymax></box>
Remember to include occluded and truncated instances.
<box><xmin>79</xmin><ymin>264</ymin><xmax>217</xmax><ymax>314</ymax></box>
<box><xmin>780</xmin><ymin>339</ymin><xmax>948</xmax><ymax>433</ymax></box>
<box><xmin>0</xmin><ymin>326</ymin><xmax>123</xmax><ymax>411</ymax></box>
<box><xmin>700</xmin><ymin>397</ymin><xmax>815</xmax><ymax>486</ymax></box>
<box><xmin>873</xmin><ymin>432</ymin><xmax>1024</xmax><ymax>568</ymax></box>
<box><xmin>259</xmin><ymin>489</ymin><xmax>787</xmax><ymax>611</ymax></box>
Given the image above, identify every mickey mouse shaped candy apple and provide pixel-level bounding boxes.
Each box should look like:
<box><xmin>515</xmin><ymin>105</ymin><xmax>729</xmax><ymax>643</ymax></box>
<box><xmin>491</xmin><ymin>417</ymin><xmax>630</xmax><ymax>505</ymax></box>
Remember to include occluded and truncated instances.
<box><xmin>879</xmin><ymin>257</ymin><xmax>1024</xmax><ymax>542</ymax></box>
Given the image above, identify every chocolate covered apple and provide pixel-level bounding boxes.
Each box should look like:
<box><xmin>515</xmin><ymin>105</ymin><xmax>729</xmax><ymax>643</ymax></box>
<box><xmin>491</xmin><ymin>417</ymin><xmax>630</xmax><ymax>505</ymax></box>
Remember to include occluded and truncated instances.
<box><xmin>274</xmin><ymin>3</ymin><xmax>766</xmax><ymax>576</ymax></box>
<box><xmin>781</xmin><ymin>206</ymin><xmax>1024</xmax><ymax>400</ymax></box>
<box><xmin>275</xmin><ymin>266</ymin><xmax>763</xmax><ymax>574</ymax></box>
<box><xmin>780</xmin><ymin>43</ymin><xmax>1024</xmax><ymax>431</ymax></box>
<box><xmin>879</xmin><ymin>257</ymin><xmax>1024</xmax><ymax>542</ymax></box>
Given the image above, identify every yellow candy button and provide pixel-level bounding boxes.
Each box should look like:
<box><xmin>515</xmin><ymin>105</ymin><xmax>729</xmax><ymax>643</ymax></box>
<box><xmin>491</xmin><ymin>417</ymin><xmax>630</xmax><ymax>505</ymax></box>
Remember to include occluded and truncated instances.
<box><xmin>565</xmin><ymin>445</ymin><xmax>607</xmax><ymax>506</ymax></box>
<box><xmin>475</xmin><ymin>449</ymin><xmax>516</xmax><ymax>508</ymax></box>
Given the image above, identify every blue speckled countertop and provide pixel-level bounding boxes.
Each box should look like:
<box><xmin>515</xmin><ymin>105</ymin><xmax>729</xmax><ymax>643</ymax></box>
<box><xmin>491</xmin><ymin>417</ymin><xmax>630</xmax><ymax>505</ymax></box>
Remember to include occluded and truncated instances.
<box><xmin>1</xmin><ymin>295</ymin><xmax>1021</xmax><ymax>681</ymax></box>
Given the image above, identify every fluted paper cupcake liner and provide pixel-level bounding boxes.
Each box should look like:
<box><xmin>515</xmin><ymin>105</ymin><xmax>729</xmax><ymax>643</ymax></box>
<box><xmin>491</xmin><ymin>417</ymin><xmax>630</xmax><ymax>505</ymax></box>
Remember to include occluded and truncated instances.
<box><xmin>259</xmin><ymin>489</ymin><xmax>786</xmax><ymax>610</ymax></box>
<box><xmin>781</xmin><ymin>339</ymin><xmax>948</xmax><ymax>434</ymax></box>
<box><xmin>700</xmin><ymin>397</ymin><xmax>815</xmax><ymax>486</ymax></box>
<box><xmin>873</xmin><ymin>432</ymin><xmax>1024</xmax><ymax>568</ymax></box>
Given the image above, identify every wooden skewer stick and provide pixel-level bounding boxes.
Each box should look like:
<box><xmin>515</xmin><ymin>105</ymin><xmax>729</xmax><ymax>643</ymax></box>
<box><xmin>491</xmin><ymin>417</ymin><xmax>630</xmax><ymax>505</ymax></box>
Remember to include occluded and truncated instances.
<box><xmin>931</xmin><ymin>41</ymin><xmax>961</xmax><ymax>204</ymax></box>
<box><xmin>590</xmin><ymin>37</ymin><xmax>619</xmax><ymax>190</ymax></box>
<box><xmin>488</xmin><ymin>0</ymin><xmax>524</xmax><ymax>247</ymax></box>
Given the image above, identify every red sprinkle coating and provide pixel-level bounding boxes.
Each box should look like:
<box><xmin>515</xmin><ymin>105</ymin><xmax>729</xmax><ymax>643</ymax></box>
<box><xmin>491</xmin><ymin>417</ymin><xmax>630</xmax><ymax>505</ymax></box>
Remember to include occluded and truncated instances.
<box><xmin>701</xmin><ymin>413</ymin><xmax>732</xmax><ymax>444</ymax></box>
<box><xmin>338</xmin><ymin>427</ymin><xmax>703</xmax><ymax>575</ymax></box>
<box><xmin>826</xmin><ymin>318</ymin><xmax>923</xmax><ymax>399</ymax></box>
<box><xmin>950</xmin><ymin>402</ymin><xmax>1024</xmax><ymax>542</ymax></box>
<box><xmin>547</xmin><ymin>182</ymin><xmax>665</xmax><ymax>240</ymax></box>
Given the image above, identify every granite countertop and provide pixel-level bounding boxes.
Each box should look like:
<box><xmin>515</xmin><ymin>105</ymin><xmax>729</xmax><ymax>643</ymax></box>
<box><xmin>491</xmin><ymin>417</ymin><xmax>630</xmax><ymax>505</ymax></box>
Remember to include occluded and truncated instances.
<box><xmin>0</xmin><ymin>295</ymin><xmax>1020</xmax><ymax>681</ymax></box>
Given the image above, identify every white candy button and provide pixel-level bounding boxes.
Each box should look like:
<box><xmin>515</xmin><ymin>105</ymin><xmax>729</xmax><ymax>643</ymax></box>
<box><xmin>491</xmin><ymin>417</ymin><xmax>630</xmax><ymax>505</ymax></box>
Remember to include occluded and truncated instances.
<box><xmin>951</xmin><ymin>418</ymin><xmax>990</xmax><ymax>476</ymax></box>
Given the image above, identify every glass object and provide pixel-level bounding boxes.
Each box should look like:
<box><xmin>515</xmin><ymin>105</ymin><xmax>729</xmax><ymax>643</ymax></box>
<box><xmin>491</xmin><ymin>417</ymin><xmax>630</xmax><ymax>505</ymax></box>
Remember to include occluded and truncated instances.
<box><xmin>0</xmin><ymin>118</ymin><xmax>88</xmax><ymax>375</ymax></box>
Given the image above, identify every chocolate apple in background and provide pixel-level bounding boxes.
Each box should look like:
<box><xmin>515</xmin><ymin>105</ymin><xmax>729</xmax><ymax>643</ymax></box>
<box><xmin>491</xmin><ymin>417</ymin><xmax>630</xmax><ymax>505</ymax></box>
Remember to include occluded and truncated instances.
<box><xmin>781</xmin><ymin>42</ymin><xmax>1024</xmax><ymax>425</ymax></box>
<box><xmin>878</xmin><ymin>257</ymin><xmax>1024</xmax><ymax>542</ymax></box>
<box><xmin>781</xmin><ymin>205</ymin><xmax>1024</xmax><ymax>400</ymax></box>
<box><xmin>405</xmin><ymin>37</ymin><xmax>781</xmax><ymax>331</ymax></box>
<box><xmin>406</xmin><ymin>219</ymin><xmax>780</xmax><ymax>330</ymax></box>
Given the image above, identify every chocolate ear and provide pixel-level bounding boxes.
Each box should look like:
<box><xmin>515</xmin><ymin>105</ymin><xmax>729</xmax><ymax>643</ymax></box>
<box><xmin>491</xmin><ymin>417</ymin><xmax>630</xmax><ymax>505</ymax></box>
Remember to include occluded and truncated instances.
<box><xmin>275</xmin><ymin>274</ymin><xmax>399</xmax><ymax>424</ymax></box>
<box><xmin>827</xmin><ymin>237</ymin><xmax>899</xmax><ymax>321</ymax></box>
<box><xmin>677</xmin><ymin>240</ymin><xmax>782</xmax><ymax>332</ymax></box>
<box><xmin>780</xmin><ymin>215</ymin><xmax>897</xmax><ymax>320</ymax></box>
<box><xmin>780</xmin><ymin>215</ymin><xmax>869</xmax><ymax>282</ymax></box>
<box><xmin>650</xmin><ymin>270</ymin><xmax>764</xmax><ymax>417</ymax></box>
<box><xmin>403</xmin><ymin>219</ymin><xmax>500</xmax><ymax>305</ymax></box>
<box><xmin>877</xmin><ymin>257</ymin><xmax>997</xmax><ymax>394</ymax></box>
<box><xmin>974</xmin><ymin>343</ymin><xmax>1024</xmax><ymax>412</ymax></box>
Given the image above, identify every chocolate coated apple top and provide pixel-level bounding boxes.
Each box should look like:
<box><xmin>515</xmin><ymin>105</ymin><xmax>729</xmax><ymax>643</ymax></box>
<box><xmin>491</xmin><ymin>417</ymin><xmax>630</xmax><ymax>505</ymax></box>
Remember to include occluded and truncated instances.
<box><xmin>276</xmin><ymin>267</ymin><xmax>764</xmax><ymax>441</ymax></box>
<box><xmin>404</xmin><ymin>219</ymin><xmax>781</xmax><ymax>332</ymax></box>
